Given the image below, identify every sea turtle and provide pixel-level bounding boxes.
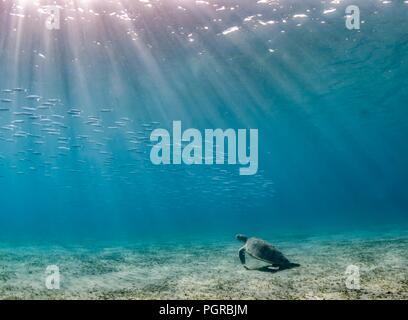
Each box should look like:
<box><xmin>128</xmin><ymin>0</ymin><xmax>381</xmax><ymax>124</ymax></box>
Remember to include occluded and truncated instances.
<box><xmin>236</xmin><ymin>234</ymin><xmax>299</xmax><ymax>270</ymax></box>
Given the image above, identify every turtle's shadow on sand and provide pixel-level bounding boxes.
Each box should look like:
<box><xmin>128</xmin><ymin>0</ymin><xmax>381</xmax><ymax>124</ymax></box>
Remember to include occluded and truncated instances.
<box><xmin>245</xmin><ymin>264</ymin><xmax>300</xmax><ymax>273</ymax></box>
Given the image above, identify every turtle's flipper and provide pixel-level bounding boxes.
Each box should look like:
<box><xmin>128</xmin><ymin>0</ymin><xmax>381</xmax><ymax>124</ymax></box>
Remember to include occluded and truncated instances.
<box><xmin>238</xmin><ymin>246</ymin><xmax>246</xmax><ymax>265</ymax></box>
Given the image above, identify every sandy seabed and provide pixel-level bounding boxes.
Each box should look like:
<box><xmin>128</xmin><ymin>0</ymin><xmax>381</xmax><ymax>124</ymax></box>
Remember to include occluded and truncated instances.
<box><xmin>0</xmin><ymin>231</ymin><xmax>407</xmax><ymax>300</ymax></box>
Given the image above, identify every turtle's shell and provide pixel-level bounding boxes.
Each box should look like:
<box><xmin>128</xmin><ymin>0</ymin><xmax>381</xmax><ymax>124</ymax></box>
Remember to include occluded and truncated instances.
<box><xmin>246</xmin><ymin>238</ymin><xmax>291</xmax><ymax>266</ymax></box>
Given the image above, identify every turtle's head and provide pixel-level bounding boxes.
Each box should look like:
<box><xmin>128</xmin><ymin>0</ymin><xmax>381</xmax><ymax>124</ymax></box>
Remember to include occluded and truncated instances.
<box><xmin>236</xmin><ymin>234</ymin><xmax>248</xmax><ymax>242</ymax></box>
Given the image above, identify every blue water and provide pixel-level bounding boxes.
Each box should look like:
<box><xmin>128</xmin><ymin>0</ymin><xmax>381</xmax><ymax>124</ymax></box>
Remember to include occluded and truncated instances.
<box><xmin>0</xmin><ymin>0</ymin><xmax>407</xmax><ymax>242</ymax></box>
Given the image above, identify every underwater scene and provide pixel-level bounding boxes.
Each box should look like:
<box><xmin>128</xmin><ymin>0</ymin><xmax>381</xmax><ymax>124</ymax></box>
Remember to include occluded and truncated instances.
<box><xmin>0</xmin><ymin>0</ymin><xmax>407</xmax><ymax>300</ymax></box>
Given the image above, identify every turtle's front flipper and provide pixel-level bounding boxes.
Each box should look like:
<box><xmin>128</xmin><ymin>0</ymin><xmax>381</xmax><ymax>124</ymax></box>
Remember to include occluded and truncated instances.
<box><xmin>238</xmin><ymin>246</ymin><xmax>246</xmax><ymax>265</ymax></box>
